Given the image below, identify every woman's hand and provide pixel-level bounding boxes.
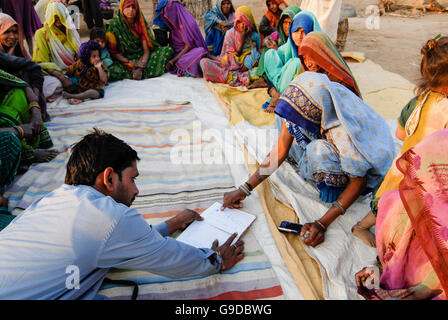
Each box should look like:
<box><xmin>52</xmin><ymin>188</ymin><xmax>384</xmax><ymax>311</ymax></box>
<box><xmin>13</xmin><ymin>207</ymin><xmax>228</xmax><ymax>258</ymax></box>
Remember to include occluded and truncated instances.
<box><xmin>221</xmin><ymin>189</ymin><xmax>246</xmax><ymax>210</ymax></box>
<box><xmin>18</xmin><ymin>124</ymin><xmax>35</xmax><ymax>139</ymax></box>
<box><xmin>299</xmin><ymin>222</ymin><xmax>325</xmax><ymax>247</ymax></box>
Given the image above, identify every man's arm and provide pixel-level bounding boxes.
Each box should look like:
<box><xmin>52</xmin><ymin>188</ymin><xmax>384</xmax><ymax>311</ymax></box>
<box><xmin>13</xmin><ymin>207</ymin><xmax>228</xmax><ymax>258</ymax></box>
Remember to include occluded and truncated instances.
<box><xmin>98</xmin><ymin>209</ymin><xmax>222</xmax><ymax>278</ymax></box>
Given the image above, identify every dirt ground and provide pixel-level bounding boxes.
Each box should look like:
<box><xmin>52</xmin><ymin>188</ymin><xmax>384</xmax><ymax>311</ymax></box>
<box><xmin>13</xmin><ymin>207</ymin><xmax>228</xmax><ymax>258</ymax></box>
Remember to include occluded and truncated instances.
<box><xmin>90</xmin><ymin>0</ymin><xmax>448</xmax><ymax>84</ymax></box>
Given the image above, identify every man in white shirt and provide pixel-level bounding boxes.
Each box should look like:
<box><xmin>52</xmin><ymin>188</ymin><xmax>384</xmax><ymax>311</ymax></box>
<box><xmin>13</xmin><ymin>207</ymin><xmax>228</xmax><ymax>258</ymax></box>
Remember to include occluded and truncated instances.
<box><xmin>0</xmin><ymin>129</ymin><xmax>244</xmax><ymax>299</ymax></box>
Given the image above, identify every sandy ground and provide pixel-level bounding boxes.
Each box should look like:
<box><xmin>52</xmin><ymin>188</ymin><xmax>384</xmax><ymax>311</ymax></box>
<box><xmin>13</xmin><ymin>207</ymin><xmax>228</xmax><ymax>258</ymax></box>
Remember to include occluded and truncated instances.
<box><xmin>78</xmin><ymin>0</ymin><xmax>448</xmax><ymax>85</ymax></box>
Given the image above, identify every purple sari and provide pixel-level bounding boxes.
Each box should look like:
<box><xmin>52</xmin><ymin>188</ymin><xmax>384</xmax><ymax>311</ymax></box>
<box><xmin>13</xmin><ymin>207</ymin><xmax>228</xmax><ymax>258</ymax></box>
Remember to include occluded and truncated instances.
<box><xmin>161</xmin><ymin>0</ymin><xmax>208</xmax><ymax>77</ymax></box>
<box><xmin>0</xmin><ymin>0</ymin><xmax>42</xmax><ymax>39</ymax></box>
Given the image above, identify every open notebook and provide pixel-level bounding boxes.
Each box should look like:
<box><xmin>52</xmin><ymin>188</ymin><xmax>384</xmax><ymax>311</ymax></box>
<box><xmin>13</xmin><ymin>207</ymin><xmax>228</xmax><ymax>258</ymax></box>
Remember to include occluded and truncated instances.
<box><xmin>176</xmin><ymin>202</ymin><xmax>256</xmax><ymax>249</ymax></box>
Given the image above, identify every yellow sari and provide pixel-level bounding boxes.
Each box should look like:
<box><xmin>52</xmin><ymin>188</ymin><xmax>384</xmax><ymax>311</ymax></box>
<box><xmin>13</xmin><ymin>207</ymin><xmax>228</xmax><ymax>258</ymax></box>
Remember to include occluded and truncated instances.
<box><xmin>375</xmin><ymin>91</ymin><xmax>448</xmax><ymax>198</ymax></box>
<box><xmin>32</xmin><ymin>2</ymin><xmax>81</xmax><ymax>72</ymax></box>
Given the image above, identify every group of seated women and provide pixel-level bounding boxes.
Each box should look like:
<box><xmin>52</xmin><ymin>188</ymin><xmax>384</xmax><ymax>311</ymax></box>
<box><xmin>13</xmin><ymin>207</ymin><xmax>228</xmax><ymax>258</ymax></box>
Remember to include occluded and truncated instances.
<box><xmin>1</xmin><ymin>0</ymin><xmax>448</xmax><ymax>300</ymax></box>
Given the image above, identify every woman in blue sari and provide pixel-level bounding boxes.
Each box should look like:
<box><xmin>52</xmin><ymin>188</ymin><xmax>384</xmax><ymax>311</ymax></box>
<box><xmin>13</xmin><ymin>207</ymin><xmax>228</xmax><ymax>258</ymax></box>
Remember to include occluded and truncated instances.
<box><xmin>222</xmin><ymin>72</ymin><xmax>395</xmax><ymax>248</ymax></box>
<box><xmin>204</xmin><ymin>0</ymin><xmax>235</xmax><ymax>57</ymax></box>
<box><xmin>263</xmin><ymin>11</ymin><xmax>321</xmax><ymax>113</ymax></box>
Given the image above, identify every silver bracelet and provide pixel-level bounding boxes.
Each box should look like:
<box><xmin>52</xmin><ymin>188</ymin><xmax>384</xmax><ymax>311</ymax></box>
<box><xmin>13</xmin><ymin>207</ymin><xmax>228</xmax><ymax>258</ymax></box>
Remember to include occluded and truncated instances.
<box><xmin>239</xmin><ymin>184</ymin><xmax>251</xmax><ymax>196</ymax></box>
<box><xmin>332</xmin><ymin>200</ymin><xmax>346</xmax><ymax>215</ymax></box>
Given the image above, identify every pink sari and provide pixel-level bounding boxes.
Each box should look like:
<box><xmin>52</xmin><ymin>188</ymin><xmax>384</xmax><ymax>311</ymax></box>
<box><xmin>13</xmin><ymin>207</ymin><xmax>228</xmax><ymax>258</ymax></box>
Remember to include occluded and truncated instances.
<box><xmin>200</xmin><ymin>6</ymin><xmax>260</xmax><ymax>86</ymax></box>
<box><xmin>363</xmin><ymin>128</ymin><xmax>448</xmax><ymax>300</ymax></box>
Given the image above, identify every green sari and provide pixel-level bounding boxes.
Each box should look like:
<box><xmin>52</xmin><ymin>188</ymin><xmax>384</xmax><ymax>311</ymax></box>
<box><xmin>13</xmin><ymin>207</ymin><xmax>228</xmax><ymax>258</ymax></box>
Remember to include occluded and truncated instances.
<box><xmin>0</xmin><ymin>70</ymin><xmax>53</xmax><ymax>163</ymax></box>
<box><xmin>105</xmin><ymin>5</ymin><xmax>174</xmax><ymax>81</ymax></box>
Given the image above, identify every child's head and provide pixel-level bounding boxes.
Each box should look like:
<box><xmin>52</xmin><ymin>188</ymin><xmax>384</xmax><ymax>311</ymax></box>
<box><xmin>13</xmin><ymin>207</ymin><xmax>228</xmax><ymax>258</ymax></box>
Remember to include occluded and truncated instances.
<box><xmin>79</xmin><ymin>40</ymin><xmax>102</xmax><ymax>68</ymax></box>
<box><xmin>90</xmin><ymin>27</ymin><xmax>107</xmax><ymax>50</ymax></box>
<box><xmin>418</xmin><ymin>35</ymin><xmax>448</xmax><ymax>95</ymax></box>
<box><xmin>263</xmin><ymin>31</ymin><xmax>279</xmax><ymax>49</ymax></box>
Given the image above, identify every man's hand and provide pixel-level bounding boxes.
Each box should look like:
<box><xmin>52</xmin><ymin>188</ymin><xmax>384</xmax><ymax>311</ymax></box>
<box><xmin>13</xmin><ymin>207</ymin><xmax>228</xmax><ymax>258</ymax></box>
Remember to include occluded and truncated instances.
<box><xmin>165</xmin><ymin>209</ymin><xmax>203</xmax><ymax>234</ymax></box>
<box><xmin>211</xmin><ymin>233</ymin><xmax>244</xmax><ymax>271</ymax></box>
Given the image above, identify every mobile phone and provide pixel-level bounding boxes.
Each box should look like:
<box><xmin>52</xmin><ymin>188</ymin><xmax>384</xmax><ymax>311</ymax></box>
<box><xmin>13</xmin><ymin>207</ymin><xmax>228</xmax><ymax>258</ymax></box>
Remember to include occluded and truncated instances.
<box><xmin>278</xmin><ymin>221</ymin><xmax>303</xmax><ymax>234</ymax></box>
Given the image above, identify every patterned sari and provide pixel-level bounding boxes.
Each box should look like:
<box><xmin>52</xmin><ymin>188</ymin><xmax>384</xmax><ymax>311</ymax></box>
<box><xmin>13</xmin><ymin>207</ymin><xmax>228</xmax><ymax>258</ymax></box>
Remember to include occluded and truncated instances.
<box><xmin>105</xmin><ymin>0</ymin><xmax>174</xmax><ymax>81</ymax></box>
<box><xmin>200</xmin><ymin>6</ymin><xmax>261</xmax><ymax>86</ymax></box>
<box><xmin>32</xmin><ymin>2</ymin><xmax>81</xmax><ymax>72</ymax></box>
<box><xmin>362</xmin><ymin>129</ymin><xmax>448</xmax><ymax>300</ymax></box>
<box><xmin>275</xmin><ymin>72</ymin><xmax>395</xmax><ymax>202</ymax></box>
<box><xmin>0</xmin><ymin>69</ymin><xmax>53</xmax><ymax>163</ymax></box>
<box><xmin>204</xmin><ymin>0</ymin><xmax>235</xmax><ymax>56</ymax></box>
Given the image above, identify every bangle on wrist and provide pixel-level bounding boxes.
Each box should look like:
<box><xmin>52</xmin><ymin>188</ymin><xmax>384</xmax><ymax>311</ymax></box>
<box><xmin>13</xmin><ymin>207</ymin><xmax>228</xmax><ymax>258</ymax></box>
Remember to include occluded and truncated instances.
<box><xmin>332</xmin><ymin>200</ymin><xmax>346</xmax><ymax>215</ymax></box>
<box><xmin>14</xmin><ymin>126</ymin><xmax>24</xmax><ymax>139</ymax></box>
<box><xmin>28</xmin><ymin>101</ymin><xmax>40</xmax><ymax>111</ymax></box>
<box><xmin>314</xmin><ymin>220</ymin><xmax>327</xmax><ymax>232</ymax></box>
<box><xmin>238</xmin><ymin>184</ymin><xmax>251</xmax><ymax>196</ymax></box>
<box><xmin>245</xmin><ymin>182</ymin><xmax>253</xmax><ymax>191</ymax></box>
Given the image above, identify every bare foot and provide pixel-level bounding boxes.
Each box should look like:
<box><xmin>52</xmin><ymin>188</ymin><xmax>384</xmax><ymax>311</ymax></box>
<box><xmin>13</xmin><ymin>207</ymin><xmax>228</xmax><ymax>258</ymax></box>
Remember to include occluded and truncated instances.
<box><xmin>264</xmin><ymin>104</ymin><xmax>276</xmax><ymax>113</ymax></box>
<box><xmin>133</xmin><ymin>68</ymin><xmax>143</xmax><ymax>80</ymax></box>
<box><xmin>33</xmin><ymin>149</ymin><xmax>59</xmax><ymax>163</ymax></box>
<box><xmin>247</xmin><ymin>77</ymin><xmax>267</xmax><ymax>89</ymax></box>
<box><xmin>62</xmin><ymin>91</ymin><xmax>73</xmax><ymax>99</ymax></box>
<box><xmin>47</xmin><ymin>97</ymin><xmax>57</xmax><ymax>103</ymax></box>
<box><xmin>68</xmin><ymin>98</ymin><xmax>84</xmax><ymax>105</ymax></box>
<box><xmin>352</xmin><ymin>222</ymin><xmax>376</xmax><ymax>247</ymax></box>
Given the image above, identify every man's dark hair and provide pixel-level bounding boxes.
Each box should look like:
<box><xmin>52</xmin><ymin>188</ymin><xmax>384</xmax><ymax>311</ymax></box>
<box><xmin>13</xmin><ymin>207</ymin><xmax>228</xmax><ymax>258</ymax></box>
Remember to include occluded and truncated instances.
<box><xmin>65</xmin><ymin>128</ymin><xmax>140</xmax><ymax>186</ymax></box>
<box><xmin>89</xmin><ymin>27</ymin><xmax>106</xmax><ymax>40</ymax></box>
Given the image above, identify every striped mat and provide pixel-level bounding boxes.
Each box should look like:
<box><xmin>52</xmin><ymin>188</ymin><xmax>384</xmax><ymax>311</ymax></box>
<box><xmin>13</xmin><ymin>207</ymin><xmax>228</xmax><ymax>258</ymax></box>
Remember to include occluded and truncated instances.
<box><xmin>4</xmin><ymin>95</ymin><xmax>284</xmax><ymax>300</ymax></box>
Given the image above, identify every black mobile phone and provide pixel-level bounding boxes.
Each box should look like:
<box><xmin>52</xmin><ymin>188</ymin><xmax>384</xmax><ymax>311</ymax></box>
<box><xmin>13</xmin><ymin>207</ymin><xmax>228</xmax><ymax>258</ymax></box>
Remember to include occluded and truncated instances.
<box><xmin>278</xmin><ymin>221</ymin><xmax>303</xmax><ymax>234</ymax></box>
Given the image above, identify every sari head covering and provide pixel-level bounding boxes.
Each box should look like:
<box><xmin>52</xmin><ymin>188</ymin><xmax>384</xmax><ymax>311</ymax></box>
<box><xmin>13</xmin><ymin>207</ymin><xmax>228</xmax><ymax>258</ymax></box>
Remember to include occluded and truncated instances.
<box><xmin>234</xmin><ymin>6</ymin><xmax>259</xmax><ymax>34</ymax></box>
<box><xmin>275</xmin><ymin>71</ymin><xmax>395</xmax><ymax>190</ymax></box>
<box><xmin>33</xmin><ymin>2</ymin><xmax>81</xmax><ymax>70</ymax></box>
<box><xmin>161</xmin><ymin>0</ymin><xmax>207</xmax><ymax>53</ymax></box>
<box><xmin>289</xmin><ymin>11</ymin><xmax>320</xmax><ymax>58</ymax></box>
<box><xmin>204</xmin><ymin>0</ymin><xmax>235</xmax><ymax>35</ymax></box>
<box><xmin>371</xmin><ymin>129</ymin><xmax>448</xmax><ymax>300</ymax></box>
<box><xmin>0</xmin><ymin>13</ymin><xmax>32</xmax><ymax>60</ymax></box>
<box><xmin>264</xmin><ymin>0</ymin><xmax>287</xmax><ymax>30</ymax></box>
<box><xmin>120</xmin><ymin>0</ymin><xmax>154</xmax><ymax>49</ymax></box>
<box><xmin>277</xmin><ymin>5</ymin><xmax>301</xmax><ymax>45</ymax></box>
<box><xmin>299</xmin><ymin>31</ymin><xmax>361</xmax><ymax>97</ymax></box>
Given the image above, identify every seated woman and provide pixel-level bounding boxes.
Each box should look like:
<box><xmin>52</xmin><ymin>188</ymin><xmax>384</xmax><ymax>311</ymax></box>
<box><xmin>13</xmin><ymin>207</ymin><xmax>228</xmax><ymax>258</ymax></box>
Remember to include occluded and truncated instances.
<box><xmin>32</xmin><ymin>1</ymin><xmax>81</xmax><ymax>101</ymax></box>
<box><xmin>263</xmin><ymin>11</ymin><xmax>321</xmax><ymax>113</ymax></box>
<box><xmin>200</xmin><ymin>6</ymin><xmax>261</xmax><ymax>87</ymax></box>
<box><xmin>259</xmin><ymin>0</ymin><xmax>287</xmax><ymax>41</ymax></box>
<box><xmin>0</xmin><ymin>13</ymin><xmax>49</xmax><ymax>121</ymax></box>
<box><xmin>356</xmin><ymin>129</ymin><xmax>448</xmax><ymax>300</ymax></box>
<box><xmin>0</xmin><ymin>130</ymin><xmax>22</xmax><ymax>230</ymax></box>
<box><xmin>299</xmin><ymin>31</ymin><xmax>361</xmax><ymax>97</ymax></box>
<box><xmin>351</xmin><ymin>36</ymin><xmax>448</xmax><ymax>248</ymax></box>
<box><xmin>0</xmin><ymin>0</ymin><xmax>42</xmax><ymax>53</ymax></box>
<box><xmin>249</xmin><ymin>5</ymin><xmax>301</xmax><ymax>90</ymax></box>
<box><xmin>158</xmin><ymin>0</ymin><xmax>209</xmax><ymax>77</ymax></box>
<box><xmin>221</xmin><ymin>72</ymin><xmax>395</xmax><ymax>248</ymax></box>
<box><xmin>277</xmin><ymin>5</ymin><xmax>301</xmax><ymax>46</ymax></box>
<box><xmin>105</xmin><ymin>0</ymin><xmax>174</xmax><ymax>81</ymax></box>
<box><xmin>204</xmin><ymin>0</ymin><xmax>235</xmax><ymax>57</ymax></box>
<box><xmin>0</xmin><ymin>69</ymin><xmax>58</xmax><ymax>167</ymax></box>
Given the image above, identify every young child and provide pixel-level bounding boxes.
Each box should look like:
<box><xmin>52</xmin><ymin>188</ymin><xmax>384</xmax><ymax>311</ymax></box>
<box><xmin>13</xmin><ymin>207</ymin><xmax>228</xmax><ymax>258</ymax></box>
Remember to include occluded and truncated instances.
<box><xmin>89</xmin><ymin>27</ymin><xmax>113</xmax><ymax>68</ymax></box>
<box><xmin>263</xmin><ymin>31</ymin><xmax>279</xmax><ymax>50</ymax></box>
<box><xmin>62</xmin><ymin>40</ymin><xmax>109</xmax><ymax>105</ymax></box>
